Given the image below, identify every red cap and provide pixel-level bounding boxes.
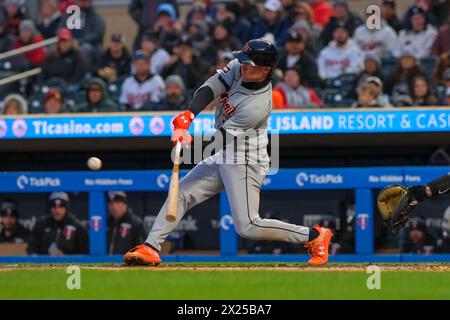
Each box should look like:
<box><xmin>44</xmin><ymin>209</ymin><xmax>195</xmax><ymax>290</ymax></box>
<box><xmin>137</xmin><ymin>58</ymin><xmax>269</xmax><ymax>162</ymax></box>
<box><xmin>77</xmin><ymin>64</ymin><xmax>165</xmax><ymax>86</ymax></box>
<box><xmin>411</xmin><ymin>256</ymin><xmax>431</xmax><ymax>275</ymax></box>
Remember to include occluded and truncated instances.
<box><xmin>57</xmin><ymin>28</ymin><xmax>73</xmax><ymax>41</ymax></box>
<box><xmin>45</xmin><ymin>89</ymin><xmax>62</xmax><ymax>103</ymax></box>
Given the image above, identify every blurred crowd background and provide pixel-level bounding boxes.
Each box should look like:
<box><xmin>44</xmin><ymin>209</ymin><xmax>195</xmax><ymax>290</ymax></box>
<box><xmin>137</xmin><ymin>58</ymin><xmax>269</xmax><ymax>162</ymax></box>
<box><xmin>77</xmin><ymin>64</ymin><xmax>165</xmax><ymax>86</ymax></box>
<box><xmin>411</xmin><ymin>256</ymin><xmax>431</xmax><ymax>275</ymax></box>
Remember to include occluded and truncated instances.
<box><xmin>0</xmin><ymin>0</ymin><xmax>449</xmax><ymax>116</ymax></box>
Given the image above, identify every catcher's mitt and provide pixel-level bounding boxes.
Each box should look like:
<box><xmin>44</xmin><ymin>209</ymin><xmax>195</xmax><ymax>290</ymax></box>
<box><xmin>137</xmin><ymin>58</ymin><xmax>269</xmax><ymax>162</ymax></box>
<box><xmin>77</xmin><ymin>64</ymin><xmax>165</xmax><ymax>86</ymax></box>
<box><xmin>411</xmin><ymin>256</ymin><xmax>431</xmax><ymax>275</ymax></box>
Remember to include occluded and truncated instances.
<box><xmin>377</xmin><ymin>185</ymin><xmax>418</xmax><ymax>234</ymax></box>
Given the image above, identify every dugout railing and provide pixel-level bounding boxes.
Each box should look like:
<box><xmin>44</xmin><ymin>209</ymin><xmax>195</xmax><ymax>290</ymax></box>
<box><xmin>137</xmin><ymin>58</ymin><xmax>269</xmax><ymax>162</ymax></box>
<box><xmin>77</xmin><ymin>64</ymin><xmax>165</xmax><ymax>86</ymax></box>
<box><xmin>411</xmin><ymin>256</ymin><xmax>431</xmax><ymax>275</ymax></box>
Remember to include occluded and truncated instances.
<box><xmin>1</xmin><ymin>167</ymin><xmax>450</xmax><ymax>263</ymax></box>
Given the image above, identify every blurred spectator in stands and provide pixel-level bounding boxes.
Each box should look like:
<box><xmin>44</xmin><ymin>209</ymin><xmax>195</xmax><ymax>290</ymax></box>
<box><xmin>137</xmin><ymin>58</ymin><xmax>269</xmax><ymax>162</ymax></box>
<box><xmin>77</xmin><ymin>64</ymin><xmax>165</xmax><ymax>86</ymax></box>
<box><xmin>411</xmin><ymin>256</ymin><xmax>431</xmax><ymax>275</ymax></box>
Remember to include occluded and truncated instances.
<box><xmin>401</xmin><ymin>218</ymin><xmax>436</xmax><ymax>254</ymax></box>
<box><xmin>98</xmin><ymin>33</ymin><xmax>131</xmax><ymax>83</ymax></box>
<box><xmin>317</xmin><ymin>24</ymin><xmax>364</xmax><ymax>80</ymax></box>
<box><xmin>394</xmin><ymin>6</ymin><xmax>437</xmax><ymax>60</ymax></box>
<box><xmin>430</xmin><ymin>0</ymin><xmax>450</xmax><ymax>27</ymax></box>
<box><xmin>278</xmin><ymin>31</ymin><xmax>320</xmax><ymax>87</ymax></box>
<box><xmin>207</xmin><ymin>21</ymin><xmax>241</xmax><ymax>63</ymax></box>
<box><xmin>57</xmin><ymin>0</ymin><xmax>74</xmax><ymax>14</ymax></box>
<box><xmin>306</xmin><ymin>0</ymin><xmax>334</xmax><ymax>28</ymax></box>
<box><xmin>3</xmin><ymin>0</ymin><xmax>28</xmax><ymax>36</ymax></box>
<box><xmin>284</xmin><ymin>2</ymin><xmax>322</xmax><ymax>48</ymax></box>
<box><xmin>215</xmin><ymin>3</ymin><xmax>251</xmax><ymax>45</ymax></box>
<box><xmin>152</xmin><ymin>3</ymin><xmax>182</xmax><ymax>52</ymax></box>
<box><xmin>128</xmin><ymin>0</ymin><xmax>179</xmax><ymax>51</ymax></box>
<box><xmin>36</xmin><ymin>0</ymin><xmax>61</xmax><ymax>39</ymax></box>
<box><xmin>79</xmin><ymin>78</ymin><xmax>119</xmax><ymax>113</ymax></box>
<box><xmin>353</xmin><ymin>12</ymin><xmax>397</xmax><ymax>59</ymax></box>
<box><xmin>402</xmin><ymin>0</ymin><xmax>439</xmax><ymax>28</ymax></box>
<box><xmin>120</xmin><ymin>50</ymin><xmax>165</xmax><ymax>111</ymax></box>
<box><xmin>229</xmin><ymin>0</ymin><xmax>260</xmax><ymax>29</ymax></box>
<box><xmin>355</xmin><ymin>54</ymin><xmax>384</xmax><ymax>89</ymax></box>
<box><xmin>253</xmin><ymin>0</ymin><xmax>288</xmax><ymax>46</ymax></box>
<box><xmin>432</xmin><ymin>18</ymin><xmax>450</xmax><ymax>56</ymax></box>
<box><xmin>365</xmin><ymin>76</ymin><xmax>392</xmax><ymax>107</ymax></box>
<box><xmin>0</xmin><ymin>200</ymin><xmax>29</xmax><ymax>244</ymax></box>
<box><xmin>107</xmin><ymin>191</ymin><xmax>146</xmax><ymax>255</ymax></box>
<box><xmin>161</xmin><ymin>35</ymin><xmax>208</xmax><ymax>94</ymax></box>
<box><xmin>0</xmin><ymin>7</ymin><xmax>14</xmax><ymax>53</ymax></box>
<box><xmin>2</xmin><ymin>93</ymin><xmax>27</xmax><ymax>115</ymax></box>
<box><xmin>58</xmin><ymin>0</ymin><xmax>105</xmax><ymax>66</ymax></box>
<box><xmin>43</xmin><ymin>88</ymin><xmax>67</xmax><ymax>114</ymax></box>
<box><xmin>408</xmin><ymin>75</ymin><xmax>438</xmax><ymax>106</ymax></box>
<box><xmin>186</xmin><ymin>20</ymin><xmax>210</xmax><ymax>57</ymax></box>
<box><xmin>437</xmin><ymin>206</ymin><xmax>450</xmax><ymax>252</ymax></box>
<box><xmin>148</xmin><ymin>75</ymin><xmax>188</xmax><ymax>111</ymax></box>
<box><xmin>385</xmin><ymin>52</ymin><xmax>425</xmax><ymax>99</ymax></box>
<box><xmin>432</xmin><ymin>53</ymin><xmax>450</xmax><ymax>87</ymax></box>
<box><xmin>319</xmin><ymin>0</ymin><xmax>363</xmax><ymax>46</ymax></box>
<box><xmin>280</xmin><ymin>0</ymin><xmax>297</xmax><ymax>18</ymax></box>
<box><xmin>139</xmin><ymin>32</ymin><xmax>170</xmax><ymax>76</ymax></box>
<box><xmin>381</xmin><ymin>0</ymin><xmax>402</xmax><ymax>34</ymax></box>
<box><xmin>185</xmin><ymin>0</ymin><xmax>216</xmax><ymax>26</ymax></box>
<box><xmin>352</xmin><ymin>82</ymin><xmax>383</xmax><ymax>108</ymax></box>
<box><xmin>274</xmin><ymin>67</ymin><xmax>323</xmax><ymax>109</ymax></box>
<box><xmin>28</xmin><ymin>192</ymin><xmax>88</xmax><ymax>255</ymax></box>
<box><xmin>12</xmin><ymin>20</ymin><xmax>46</xmax><ymax>68</ymax></box>
<box><xmin>289</xmin><ymin>20</ymin><xmax>318</xmax><ymax>56</ymax></box>
<box><xmin>41</xmin><ymin>28</ymin><xmax>87</xmax><ymax>89</ymax></box>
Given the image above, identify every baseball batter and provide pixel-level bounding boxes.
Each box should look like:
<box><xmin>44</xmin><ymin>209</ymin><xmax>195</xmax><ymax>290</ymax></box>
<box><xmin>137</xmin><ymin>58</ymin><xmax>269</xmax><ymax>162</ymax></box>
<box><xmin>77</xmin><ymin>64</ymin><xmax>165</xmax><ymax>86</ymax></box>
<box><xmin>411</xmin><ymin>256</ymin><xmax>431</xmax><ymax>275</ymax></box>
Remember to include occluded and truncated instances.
<box><xmin>124</xmin><ymin>39</ymin><xmax>333</xmax><ymax>266</ymax></box>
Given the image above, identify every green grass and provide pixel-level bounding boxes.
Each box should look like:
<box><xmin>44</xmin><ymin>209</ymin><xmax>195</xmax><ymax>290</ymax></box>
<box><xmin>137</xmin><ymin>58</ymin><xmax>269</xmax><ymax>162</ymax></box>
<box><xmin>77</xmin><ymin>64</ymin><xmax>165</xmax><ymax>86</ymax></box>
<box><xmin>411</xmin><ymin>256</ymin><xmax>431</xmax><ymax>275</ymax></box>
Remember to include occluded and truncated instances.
<box><xmin>1</xmin><ymin>265</ymin><xmax>450</xmax><ymax>300</ymax></box>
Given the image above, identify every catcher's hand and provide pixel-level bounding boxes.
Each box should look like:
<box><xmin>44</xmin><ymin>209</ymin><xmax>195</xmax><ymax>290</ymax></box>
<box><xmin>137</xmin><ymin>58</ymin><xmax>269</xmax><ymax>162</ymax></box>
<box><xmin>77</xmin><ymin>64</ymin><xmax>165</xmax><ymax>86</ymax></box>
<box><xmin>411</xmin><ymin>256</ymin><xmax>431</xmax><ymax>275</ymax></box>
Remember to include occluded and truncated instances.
<box><xmin>377</xmin><ymin>185</ymin><xmax>418</xmax><ymax>234</ymax></box>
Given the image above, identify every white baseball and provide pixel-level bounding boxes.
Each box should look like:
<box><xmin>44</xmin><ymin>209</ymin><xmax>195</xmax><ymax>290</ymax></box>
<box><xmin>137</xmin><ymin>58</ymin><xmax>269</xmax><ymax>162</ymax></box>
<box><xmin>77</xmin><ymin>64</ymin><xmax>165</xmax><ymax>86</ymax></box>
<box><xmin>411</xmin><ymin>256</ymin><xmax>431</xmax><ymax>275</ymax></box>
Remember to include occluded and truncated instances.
<box><xmin>87</xmin><ymin>157</ymin><xmax>102</xmax><ymax>171</ymax></box>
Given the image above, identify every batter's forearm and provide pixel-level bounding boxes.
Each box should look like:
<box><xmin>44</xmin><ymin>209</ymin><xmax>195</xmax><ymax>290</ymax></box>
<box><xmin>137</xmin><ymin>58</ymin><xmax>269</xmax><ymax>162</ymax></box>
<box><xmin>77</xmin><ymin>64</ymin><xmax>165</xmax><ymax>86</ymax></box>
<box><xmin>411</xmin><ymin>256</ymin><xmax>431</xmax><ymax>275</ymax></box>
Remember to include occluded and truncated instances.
<box><xmin>188</xmin><ymin>86</ymin><xmax>214</xmax><ymax>116</ymax></box>
<box><xmin>427</xmin><ymin>174</ymin><xmax>450</xmax><ymax>197</ymax></box>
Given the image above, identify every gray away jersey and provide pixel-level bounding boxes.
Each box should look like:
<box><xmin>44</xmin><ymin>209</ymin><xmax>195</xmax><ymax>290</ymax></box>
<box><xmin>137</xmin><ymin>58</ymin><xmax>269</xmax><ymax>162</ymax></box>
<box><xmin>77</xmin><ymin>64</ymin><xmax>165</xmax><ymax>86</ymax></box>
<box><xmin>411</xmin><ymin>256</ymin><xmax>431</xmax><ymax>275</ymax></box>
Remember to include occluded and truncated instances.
<box><xmin>199</xmin><ymin>59</ymin><xmax>272</xmax><ymax>165</ymax></box>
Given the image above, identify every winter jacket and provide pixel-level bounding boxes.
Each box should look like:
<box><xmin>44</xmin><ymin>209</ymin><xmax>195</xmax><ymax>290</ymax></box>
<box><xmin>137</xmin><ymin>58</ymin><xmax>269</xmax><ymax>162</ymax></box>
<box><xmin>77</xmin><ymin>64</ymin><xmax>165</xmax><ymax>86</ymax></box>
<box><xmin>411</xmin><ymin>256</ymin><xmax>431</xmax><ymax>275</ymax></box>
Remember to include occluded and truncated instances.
<box><xmin>119</xmin><ymin>74</ymin><xmax>165</xmax><ymax>110</ymax></box>
<box><xmin>2</xmin><ymin>94</ymin><xmax>28</xmax><ymax>114</ymax></box>
<box><xmin>277</xmin><ymin>49</ymin><xmax>321</xmax><ymax>88</ymax></box>
<box><xmin>78</xmin><ymin>78</ymin><xmax>119</xmax><ymax>113</ymax></box>
<box><xmin>0</xmin><ymin>223</ymin><xmax>29</xmax><ymax>244</ymax></box>
<box><xmin>37</xmin><ymin>11</ymin><xmax>62</xmax><ymax>39</ymax></box>
<box><xmin>42</xmin><ymin>47</ymin><xmax>87</xmax><ymax>84</ymax></box>
<box><xmin>107</xmin><ymin>208</ymin><xmax>146</xmax><ymax>255</ymax></box>
<box><xmin>394</xmin><ymin>25</ymin><xmax>438</xmax><ymax>60</ymax></box>
<box><xmin>13</xmin><ymin>34</ymin><xmax>46</xmax><ymax>66</ymax></box>
<box><xmin>317</xmin><ymin>39</ymin><xmax>364</xmax><ymax>80</ymax></box>
<box><xmin>353</xmin><ymin>22</ymin><xmax>398</xmax><ymax>58</ymax></box>
<box><xmin>252</xmin><ymin>17</ymin><xmax>290</xmax><ymax>47</ymax></box>
<box><xmin>275</xmin><ymin>82</ymin><xmax>323</xmax><ymax>109</ymax></box>
<box><xmin>28</xmin><ymin>213</ymin><xmax>88</xmax><ymax>255</ymax></box>
<box><xmin>99</xmin><ymin>47</ymin><xmax>131</xmax><ymax>79</ymax></box>
<box><xmin>129</xmin><ymin>0</ymin><xmax>179</xmax><ymax>30</ymax></box>
<box><xmin>432</xmin><ymin>24</ymin><xmax>450</xmax><ymax>56</ymax></box>
<box><xmin>319</xmin><ymin>12</ymin><xmax>364</xmax><ymax>46</ymax></box>
<box><xmin>161</xmin><ymin>54</ymin><xmax>209</xmax><ymax>91</ymax></box>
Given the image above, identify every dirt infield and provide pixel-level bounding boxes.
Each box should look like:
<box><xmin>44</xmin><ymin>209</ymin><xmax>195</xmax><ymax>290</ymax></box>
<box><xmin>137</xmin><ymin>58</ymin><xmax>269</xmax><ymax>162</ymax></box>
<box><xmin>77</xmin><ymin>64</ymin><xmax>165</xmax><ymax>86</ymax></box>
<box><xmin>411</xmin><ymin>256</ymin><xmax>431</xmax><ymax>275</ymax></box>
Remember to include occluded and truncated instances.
<box><xmin>1</xmin><ymin>263</ymin><xmax>450</xmax><ymax>272</ymax></box>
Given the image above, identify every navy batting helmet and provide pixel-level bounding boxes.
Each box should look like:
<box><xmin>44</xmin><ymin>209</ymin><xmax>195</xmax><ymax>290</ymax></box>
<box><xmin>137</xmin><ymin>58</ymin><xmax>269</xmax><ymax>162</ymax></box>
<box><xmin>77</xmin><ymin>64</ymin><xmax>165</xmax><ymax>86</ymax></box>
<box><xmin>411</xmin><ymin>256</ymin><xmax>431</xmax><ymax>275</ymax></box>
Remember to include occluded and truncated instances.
<box><xmin>233</xmin><ymin>39</ymin><xmax>278</xmax><ymax>68</ymax></box>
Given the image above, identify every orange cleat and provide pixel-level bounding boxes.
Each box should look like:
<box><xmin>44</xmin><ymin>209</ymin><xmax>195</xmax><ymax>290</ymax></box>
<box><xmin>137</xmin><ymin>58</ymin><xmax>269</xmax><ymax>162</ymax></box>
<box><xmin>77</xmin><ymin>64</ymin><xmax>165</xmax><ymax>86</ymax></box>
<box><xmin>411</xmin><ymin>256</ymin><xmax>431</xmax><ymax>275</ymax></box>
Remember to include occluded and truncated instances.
<box><xmin>304</xmin><ymin>225</ymin><xmax>333</xmax><ymax>266</ymax></box>
<box><xmin>124</xmin><ymin>244</ymin><xmax>161</xmax><ymax>266</ymax></box>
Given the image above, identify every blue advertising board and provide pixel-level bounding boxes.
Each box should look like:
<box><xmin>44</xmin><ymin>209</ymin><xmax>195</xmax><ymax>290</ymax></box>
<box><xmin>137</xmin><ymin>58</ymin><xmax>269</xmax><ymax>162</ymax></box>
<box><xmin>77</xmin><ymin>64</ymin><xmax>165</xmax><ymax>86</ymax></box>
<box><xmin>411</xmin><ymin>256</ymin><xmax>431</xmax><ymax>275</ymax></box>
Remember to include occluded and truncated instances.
<box><xmin>1</xmin><ymin>109</ymin><xmax>450</xmax><ymax>140</ymax></box>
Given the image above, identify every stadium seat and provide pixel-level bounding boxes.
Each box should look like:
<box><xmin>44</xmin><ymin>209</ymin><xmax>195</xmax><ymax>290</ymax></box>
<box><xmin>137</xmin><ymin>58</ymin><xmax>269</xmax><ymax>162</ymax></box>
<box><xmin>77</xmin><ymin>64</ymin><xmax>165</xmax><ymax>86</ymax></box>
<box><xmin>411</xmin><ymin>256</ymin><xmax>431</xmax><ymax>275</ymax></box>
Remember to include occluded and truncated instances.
<box><xmin>28</xmin><ymin>91</ymin><xmax>45</xmax><ymax>114</ymax></box>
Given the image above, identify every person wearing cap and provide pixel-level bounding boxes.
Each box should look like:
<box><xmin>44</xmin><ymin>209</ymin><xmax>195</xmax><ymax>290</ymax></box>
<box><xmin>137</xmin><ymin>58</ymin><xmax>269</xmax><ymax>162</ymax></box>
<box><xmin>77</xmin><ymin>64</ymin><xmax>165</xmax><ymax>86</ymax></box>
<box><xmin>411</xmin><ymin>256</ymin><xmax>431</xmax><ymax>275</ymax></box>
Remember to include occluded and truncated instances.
<box><xmin>98</xmin><ymin>33</ymin><xmax>131</xmax><ymax>82</ymax></box>
<box><xmin>306</xmin><ymin>0</ymin><xmax>334</xmax><ymax>28</ymax></box>
<box><xmin>352</xmin><ymin>82</ymin><xmax>384</xmax><ymax>108</ymax></box>
<box><xmin>0</xmin><ymin>8</ymin><xmax>15</xmax><ymax>54</ymax></box>
<box><xmin>0</xmin><ymin>200</ymin><xmax>29</xmax><ymax>244</ymax></box>
<box><xmin>12</xmin><ymin>19</ymin><xmax>46</xmax><ymax>68</ymax></box>
<box><xmin>107</xmin><ymin>191</ymin><xmax>146</xmax><ymax>255</ymax></box>
<box><xmin>41</xmin><ymin>28</ymin><xmax>87</xmax><ymax>86</ymax></box>
<box><xmin>161</xmin><ymin>35</ymin><xmax>209</xmax><ymax>93</ymax></box>
<box><xmin>317</xmin><ymin>24</ymin><xmax>364</xmax><ymax>80</ymax></box>
<box><xmin>253</xmin><ymin>0</ymin><xmax>288</xmax><ymax>46</ymax></box>
<box><xmin>58</xmin><ymin>0</ymin><xmax>106</xmax><ymax>64</ymax></box>
<box><xmin>353</xmin><ymin>11</ymin><xmax>398</xmax><ymax>59</ymax></box>
<box><xmin>128</xmin><ymin>0</ymin><xmax>179</xmax><ymax>51</ymax></box>
<box><xmin>148</xmin><ymin>74</ymin><xmax>188</xmax><ymax>111</ymax></box>
<box><xmin>402</xmin><ymin>0</ymin><xmax>439</xmax><ymax>29</ymax></box>
<box><xmin>36</xmin><ymin>0</ymin><xmax>62</xmax><ymax>39</ymax></box>
<box><xmin>139</xmin><ymin>31</ymin><xmax>170</xmax><ymax>75</ymax></box>
<box><xmin>381</xmin><ymin>0</ymin><xmax>402</xmax><ymax>33</ymax></box>
<box><xmin>43</xmin><ymin>88</ymin><xmax>66</xmax><ymax>114</ymax></box>
<box><xmin>119</xmin><ymin>50</ymin><xmax>165</xmax><ymax>111</ymax></box>
<box><xmin>432</xmin><ymin>16</ymin><xmax>450</xmax><ymax>56</ymax></box>
<box><xmin>79</xmin><ymin>78</ymin><xmax>119</xmax><ymax>113</ymax></box>
<box><xmin>28</xmin><ymin>192</ymin><xmax>88</xmax><ymax>255</ymax></box>
<box><xmin>401</xmin><ymin>218</ymin><xmax>436</xmax><ymax>254</ymax></box>
<box><xmin>277</xmin><ymin>31</ymin><xmax>321</xmax><ymax>87</ymax></box>
<box><xmin>319</xmin><ymin>0</ymin><xmax>364</xmax><ymax>46</ymax></box>
<box><xmin>394</xmin><ymin>6</ymin><xmax>438</xmax><ymax>60</ymax></box>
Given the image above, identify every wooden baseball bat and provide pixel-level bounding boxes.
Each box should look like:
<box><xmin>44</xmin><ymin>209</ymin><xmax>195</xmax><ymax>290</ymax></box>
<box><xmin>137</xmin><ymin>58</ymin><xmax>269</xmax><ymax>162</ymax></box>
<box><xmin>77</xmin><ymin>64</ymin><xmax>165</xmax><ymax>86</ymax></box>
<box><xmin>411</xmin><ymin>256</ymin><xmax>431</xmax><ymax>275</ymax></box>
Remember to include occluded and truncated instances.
<box><xmin>166</xmin><ymin>141</ymin><xmax>182</xmax><ymax>222</ymax></box>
